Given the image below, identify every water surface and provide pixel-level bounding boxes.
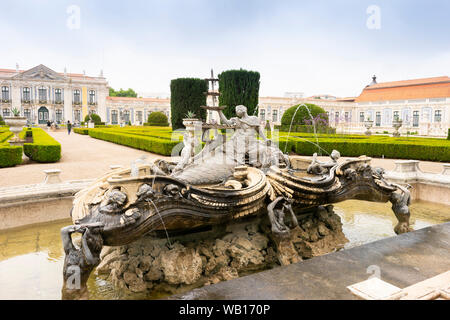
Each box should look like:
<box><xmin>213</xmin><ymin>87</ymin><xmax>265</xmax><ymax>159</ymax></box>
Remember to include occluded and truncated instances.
<box><xmin>0</xmin><ymin>200</ymin><xmax>449</xmax><ymax>299</ymax></box>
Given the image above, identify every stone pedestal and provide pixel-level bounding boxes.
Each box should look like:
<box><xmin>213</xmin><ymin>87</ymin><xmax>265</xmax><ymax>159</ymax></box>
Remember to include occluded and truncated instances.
<box><xmin>43</xmin><ymin>169</ymin><xmax>62</xmax><ymax>184</ymax></box>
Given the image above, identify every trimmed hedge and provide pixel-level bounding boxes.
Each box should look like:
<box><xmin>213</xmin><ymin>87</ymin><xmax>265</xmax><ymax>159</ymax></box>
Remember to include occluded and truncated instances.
<box><xmin>21</xmin><ymin>128</ymin><xmax>61</xmax><ymax>162</ymax></box>
<box><xmin>170</xmin><ymin>78</ymin><xmax>207</xmax><ymax>130</ymax></box>
<box><xmin>88</xmin><ymin>129</ymin><xmax>179</xmax><ymax>156</ymax></box>
<box><xmin>146</xmin><ymin>112</ymin><xmax>169</xmax><ymax>126</ymax></box>
<box><xmin>218</xmin><ymin>69</ymin><xmax>260</xmax><ymax>118</ymax></box>
<box><xmin>74</xmin><ymin>128</ymin><xmax>89</xmax><ymax>135</ymax></box>
<box><xmin>281</xmin><ymin>103</ymin><xmax>329</xmax><ymax>126</ymax></box>
<box><xmin>276</xmin><ymin>124</ymin><xmax>336</xmax><ymax>134</ymax></box>
<box><xmin>278</xmin><ymin>135</ymin><xmax>450</xmax><ymax>162</ymax></box>
<box><xmin>0</xmin><ymin>145</ymin><xmax>22</xmax><ymax>168</ymax></box>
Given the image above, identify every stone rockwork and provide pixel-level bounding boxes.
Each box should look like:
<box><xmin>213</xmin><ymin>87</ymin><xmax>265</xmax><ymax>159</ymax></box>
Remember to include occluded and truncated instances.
<box><xmin>95</xmin><ymin>205</ymin><xmax>348</xmax><ymax>297</ymax></box>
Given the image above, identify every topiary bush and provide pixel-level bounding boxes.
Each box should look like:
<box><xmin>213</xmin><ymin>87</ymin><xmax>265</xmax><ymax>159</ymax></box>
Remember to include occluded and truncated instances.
<box><xmin>170</xmin><ymin>78</ymin><xmax>207</xmax><ymax>130</ymax></box>
<box><xmin>0</xmin><ymin>145</ymin><xmax>22</xmax><ymax>167</ymax></box>
<box><xmin>88</xmin><ymin>129</ymin><xmax>178</xmax><ymax>156</ymax></box>
<box><xmin>85</xmin><ymin>113</ymin><xmax>103</xmax><ymax>125</ymax></box>
<box><xmin>280</xmin><ymin>103</ymin><xmax>330</xmax><ymax>132</ymax></box>
<box><xmin>218</xmin><ymin>69</ymin><xmax>260</xmax><ymax>118</ymax></box>
<box><xmin>0</xmin><ymin>115</ymin><xmax>5</xmax><ymax>125</ymax></box>
<box><xmin>146</xmin><ymin>112</ymin><xmax>169</xmax><ymax>126</ymax></box>
<box><xmin>20</xmin><ymin>128</ymin><xmax>61</xmax><ymax>162</ymax></box>
<box><xmin>448</xmin><ymin>128</ymin><xmax>450</xmax><ymax>140</ymax></box>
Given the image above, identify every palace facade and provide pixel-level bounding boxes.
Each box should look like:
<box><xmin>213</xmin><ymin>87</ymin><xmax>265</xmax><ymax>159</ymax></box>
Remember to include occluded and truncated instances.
<box><xmin>1</xmin><ymin>64</ymin><xmax>448</xmax><ymax>137</ymax></box>
<box><xmin>257</xmin><ymin>76</ymin><xmax>450</xmax><ymax>137</ymax></box>
<box><xmin>0</xmin><ymin>64</ymin><xmax>171</xmax><ymax>126</ymax></box>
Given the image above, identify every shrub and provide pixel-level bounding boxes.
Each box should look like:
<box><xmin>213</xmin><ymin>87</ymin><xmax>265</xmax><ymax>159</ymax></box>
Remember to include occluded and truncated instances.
<box><xmin>147</xmin><ymin>112</ymin><xmax>169</xmax><ymax>126</ymax></box>
<box><xmin>74</xmin><ymin>128</ymin><xmax>89</xmax><ymax>135</ymax></box>
<box><xmin>0</xmin><ymin>145</ymin><xmax>22</xmax><ymax>167</ymax></box>
<box><xmin>21</xmin><ymin>128</ymin><xmax>61</xmax><ymax>162</ymax></box>
<box><xmin>218</xmin><ymin>69</ymin><xmax>260</xmax><ymax>118</ymax></box>
<box><xmin>85</xmin><ymin>114</ymin><xmax>103</xmax><ymax>124</ymax></box>
<box><xmin>280</xmin><ymin>104</ymin><xmax>328</xmax><ymax>126</ymax></box>
<box><xmin>448</xmin><ymin>128</ymin><xmax>450</xmax><ymax>140</ymax></box>
<box><xmin>0</xmin><ymin>115</ymin><xmax>5</xmax><ymax>125</ymax></box>
<box><xmin>170</xmin><ymin>78</ymin><xmax>207</xmax><ymax>129</ymax></box>
<box><xmin>275</xmin><ymin>124</ymin><xmax>336</xmax><ymax>134</ymax></box>
<box><xmin>88</xmin><ymin>129</ymin><xmax>179</xmax><ymax>156</ymax></box>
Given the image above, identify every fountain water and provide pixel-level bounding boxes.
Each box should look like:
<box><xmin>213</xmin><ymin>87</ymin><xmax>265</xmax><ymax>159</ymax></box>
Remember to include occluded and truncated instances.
<box><xmin>283</xmin><ymin>104</ymin><xmax>321</xmax><ymax>155</ymax></box>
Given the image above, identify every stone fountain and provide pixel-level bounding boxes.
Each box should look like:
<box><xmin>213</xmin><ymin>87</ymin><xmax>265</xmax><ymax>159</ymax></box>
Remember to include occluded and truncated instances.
<box><xmin>60</xmin><ymin>104</ymin><xmax>412</xmax><ymax>299</ymax></box>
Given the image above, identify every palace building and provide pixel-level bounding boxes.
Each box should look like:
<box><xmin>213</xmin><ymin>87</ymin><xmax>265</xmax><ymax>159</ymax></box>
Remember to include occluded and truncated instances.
<box><xmin>1</xmin><ymin>64</ymin><xmax>448</xmax><ymax>137</ymax></box>
<box><xmin>257</xmin><ymin>76</ymin><xmax>450</xmax><ymax>137</ymax></box>
<box><xmin>0</xmin><ymin>64</ymin><xmax>170</xmax><ymax>126</ymax></box>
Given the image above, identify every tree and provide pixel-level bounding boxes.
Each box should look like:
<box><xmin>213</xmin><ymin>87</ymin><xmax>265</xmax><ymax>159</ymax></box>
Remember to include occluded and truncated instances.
<box><xmin>281</xmin><ymin>103</ymin><xmax>328</xmax><ymax>126</ymax></box>
<box><xmin>218</xmin><ymin>69</ymin><xmax>260</xmax><ymax>118</ymax></box>
<box><xmin>109</xmin><ymin>88</ymin><xmax>138</xmax><ymax>98</ymax></box>
<box><xmin>146</xmin><ymin>112</ymin><xmax>169</xmax><ymax>126</ymax></box>
<box><xmin>84</xmin><ymin>113</ymin><xmax>102</xmax><ymax>124</ymax></box>
<box><xmin>170</xmin><ymin>78</ymin><xmax>207</xmax><ymax>129</ymax></box>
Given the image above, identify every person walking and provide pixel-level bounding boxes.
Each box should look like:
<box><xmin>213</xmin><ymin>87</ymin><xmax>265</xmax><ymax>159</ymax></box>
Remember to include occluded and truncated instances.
<box><xmin>67</xmin><ymin>120</ymin><xmax>72</xmax><ymax>135</ymax></box>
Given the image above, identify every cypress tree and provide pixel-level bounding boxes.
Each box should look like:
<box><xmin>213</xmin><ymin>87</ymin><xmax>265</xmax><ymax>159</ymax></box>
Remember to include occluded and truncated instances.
<box><xmin>170</xmin><ymin>78</ymin><xmax>207</xmax><ymax>129</ymax></box>
<box><xmin>218</xmin><ymin>69</ymin><xmax>260</xmax><ymax>118</ymax></box>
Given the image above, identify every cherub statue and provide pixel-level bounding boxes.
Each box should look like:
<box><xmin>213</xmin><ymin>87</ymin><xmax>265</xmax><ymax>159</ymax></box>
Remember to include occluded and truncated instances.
<box><xmin>98</xmin><ymin>189</ymin><xmax>127</xmax><ymax>215</ymax></box>
<box><xmin>60</xmin><ymin>222</ymin><xmax>104</xmax><ymax>300</ymax></box>
<box><xmin>307</xmin><ymin>149</ymin><xmax>340</xmax><ymax>175</ymax></box>
<box><xmin>172</xmin><ymin>132</ymin><xmax>194</xmax><ymax>173</ymax></box>
<box><xmin>389</xmin><ymin>183</ymin><xmax>413</xmax><ymax>234</ymax></box>
<box><xmin>267</xmin><ymin>196</ymin><xmax>299</xmax><ymax>237</ymax></box>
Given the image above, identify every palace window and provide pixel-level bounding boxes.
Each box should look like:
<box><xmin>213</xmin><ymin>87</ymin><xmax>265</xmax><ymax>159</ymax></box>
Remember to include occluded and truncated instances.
<box><xmin>74</xmin><ymin>109</ymin><xmax>81</xmax><ymax>123</ymax></box>
<box><xmin>111</xmin><ymin>110</ymin><xmax>118</xmax><ymax>124</ymax></box>
<box><xmin>376</xmin><ymin>112</ymin><xmax>381</xmax><ymax>126</ymax></box>
<box><xmin>38</xmin><ymin>87</ymin><xmax>47</xmax><ymax>102</ymax></box>
<box><xmin>136</xmin><ymin>111</ymin><xmax>143</xmax><ymax>123</ymax></box>
<box><xmin>89</xmin><ymin>90</ymin><xmax>96</xmax><ymax>104</ymax></box>
<box><xmin>413</xmin><ymin>111</ymin><xmax>419</xmax><ymax>127</ymax></box>
<box><xmin>359</xmin><ymin>112</ymin><xmax>365</xmax><ymax>122</ymax></box>
<box><xmin>1</xmin><ymin>86</ymin><xmax>9</xmax><ymax>101</ymax></box>
<box><xmin>24</xmin><ymin>108</ymin><xmax>31</xmax><ymax>119</ymax></box>
<box><xmin>434</xmin><ymin>110</ymin><xmax>442</xmax><ymax>122</ymax></box>
<box><xmin>56</xmin><ymin>109</ymin><xmax>63</xmax><ymax>123</ymax></box>
<box><xmin>272</xmin><ymin>110</ymin><xmax>278</xmax><ymax>122</ymax></box>
<box><xmin>123</xmin><ymin>110</ymin><xmax>130</xmax><ymax>123</ymax></box>
<box><xmin>55</xmin><ymin>89</ymin><xmax>62</xmax><ymax>103</ymax></box>
<box><xmin>73</xmin><ymin>90</ymin><xmax>81</xmax><ymax>104</ymax></box>
<box><xmin>2</xmin><ymin>108</ymin><xmax>10</xmax><ymax>117</ymax></box>
<box><xmin>260</xmin><ymin>109</ymin><xmax>265</xmax><ymax>121</ymax></box>
<box><xmin>335</xmin><ymin>112</ymin><xmax>339</xmax><ymax>124</ymax></box>
<box><xmin>345</xmin><ymin>112</ymin><xmax>349</xmax><ymax>122</ymax></box>
<box><xmin>22</xmin><ymin>87</ymin><xmax>31</xmax><ymax>101</ymax></box>
<box><xmin>393</xmin><ymin>111</ymin><xmax>400</xmax><ymax>121</ymax></box>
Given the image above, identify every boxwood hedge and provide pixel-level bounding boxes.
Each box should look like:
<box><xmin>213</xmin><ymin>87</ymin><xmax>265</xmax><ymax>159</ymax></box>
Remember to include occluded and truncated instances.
<box><xmin>20</xmin><ymin>128</ymin><xmax>61</xmax><ymax>162</ymax></box>
<box><xmin>88</xmin><ymin>129</ymin><xmax>179</xmax><ymax>156</ymax></box>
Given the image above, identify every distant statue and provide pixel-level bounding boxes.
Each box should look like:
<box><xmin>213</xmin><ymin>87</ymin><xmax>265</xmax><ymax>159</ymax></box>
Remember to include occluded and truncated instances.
<box><xmin>307</xmin><ymin>150</ymin><xmax>340</xmax><ymax>175</ymax></box>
